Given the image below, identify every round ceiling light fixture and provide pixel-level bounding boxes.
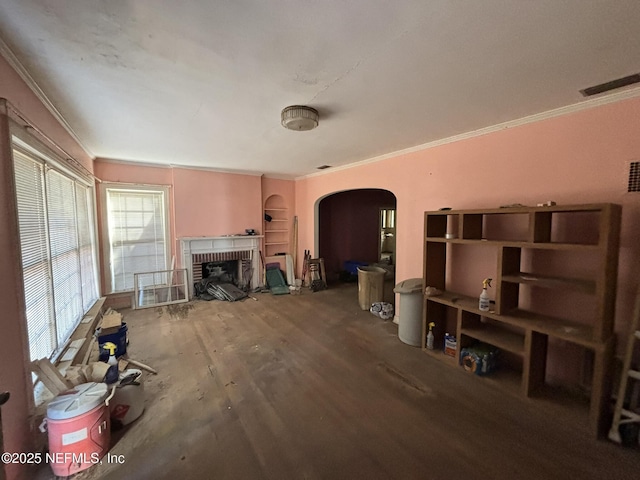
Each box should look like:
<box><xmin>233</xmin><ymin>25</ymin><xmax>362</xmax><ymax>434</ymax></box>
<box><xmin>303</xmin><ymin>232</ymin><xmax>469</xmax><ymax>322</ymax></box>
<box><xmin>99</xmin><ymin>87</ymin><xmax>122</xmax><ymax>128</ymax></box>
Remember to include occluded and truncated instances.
<box><xmin>281</xmin><ymin>105</ymin><xmax>319</xmax><ymax>131</ymax></box>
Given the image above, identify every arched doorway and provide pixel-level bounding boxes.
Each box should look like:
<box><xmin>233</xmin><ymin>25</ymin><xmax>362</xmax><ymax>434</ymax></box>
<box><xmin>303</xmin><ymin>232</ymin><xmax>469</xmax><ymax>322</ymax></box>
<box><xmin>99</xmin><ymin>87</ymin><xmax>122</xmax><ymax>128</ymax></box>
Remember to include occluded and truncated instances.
<box><xmin>317</xmin><ymin>188</ymin><xmax>397</xmax><ymax>285</ymax></box>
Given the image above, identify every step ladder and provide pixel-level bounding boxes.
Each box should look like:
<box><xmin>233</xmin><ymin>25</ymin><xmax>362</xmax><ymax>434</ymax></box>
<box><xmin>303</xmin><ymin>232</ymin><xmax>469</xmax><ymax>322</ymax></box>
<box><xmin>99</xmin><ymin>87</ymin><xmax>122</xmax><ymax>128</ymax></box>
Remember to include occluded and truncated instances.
<box><xmin>608</xmin><ymin>286</ymin><xmax>640</xmax><ymax>443</ymax></box>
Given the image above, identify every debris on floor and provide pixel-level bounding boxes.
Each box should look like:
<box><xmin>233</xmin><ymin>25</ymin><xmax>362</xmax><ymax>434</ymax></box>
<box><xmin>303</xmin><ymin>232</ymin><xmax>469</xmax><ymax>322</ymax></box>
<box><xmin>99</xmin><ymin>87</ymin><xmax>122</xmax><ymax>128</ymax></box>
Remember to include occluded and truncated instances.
<box><xmin>370</xmin><ymin>302</ymin><xmax>394</xmax><ymax>320</ymax></box>
<box><xmin>194</xmin><ymin>276</ymin><xmax>249</xmax><ymax>301</ymax></box>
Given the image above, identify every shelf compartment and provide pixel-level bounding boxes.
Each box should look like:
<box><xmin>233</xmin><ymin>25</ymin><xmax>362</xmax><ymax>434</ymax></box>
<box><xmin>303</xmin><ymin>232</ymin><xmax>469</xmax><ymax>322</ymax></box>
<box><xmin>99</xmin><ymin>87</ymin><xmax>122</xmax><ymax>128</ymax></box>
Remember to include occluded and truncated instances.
<box><xmin>501</xmin><ymin>272</ymin><xmax>596</xmax><ymax>294</ymax></box>
<box><xmin>460</xmin><ymin>324</ymin><xmax>525</xmax><ymax>355</ymax></box>
<box><xmin>422</xmin><ymin>348</ymin><xmax>459</xmax><ymax>366</ymax></box>
<box><xmin>425</xmin><ymin>290</ymin><xmax>598</xmax><ymax>348</ymax></box>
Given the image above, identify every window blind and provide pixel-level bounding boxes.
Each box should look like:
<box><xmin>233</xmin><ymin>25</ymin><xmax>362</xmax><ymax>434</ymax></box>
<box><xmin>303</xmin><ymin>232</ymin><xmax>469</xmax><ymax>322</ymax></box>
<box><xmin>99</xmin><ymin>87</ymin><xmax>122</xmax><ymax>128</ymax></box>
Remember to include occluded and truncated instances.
<box><xmin>13</xmin><ymin>152</ymin><xmax>55</xmax><ymax>360</ymax></box>
<box><xmin>106</xmin><ymin>188</ymin><xmax>168</xmax><ymax>292</ymax></box>
<box><xmin>13</xmin><ymin>148</ymin><xmax>99</xmax><ymax>361</ymax></box>
<box><xmin>46</xmin><ymin>169</ymin><xmax>83</xmax><ymax>346</ymax></box>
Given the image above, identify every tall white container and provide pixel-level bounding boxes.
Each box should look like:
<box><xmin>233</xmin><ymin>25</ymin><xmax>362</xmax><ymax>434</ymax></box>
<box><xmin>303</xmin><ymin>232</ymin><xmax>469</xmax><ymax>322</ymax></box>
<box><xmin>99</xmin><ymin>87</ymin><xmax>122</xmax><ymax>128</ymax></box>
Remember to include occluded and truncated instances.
<box><xmin>394</xmin><ymin>278</ymin><xmax>424</xmax><ymax>346</ymax></box>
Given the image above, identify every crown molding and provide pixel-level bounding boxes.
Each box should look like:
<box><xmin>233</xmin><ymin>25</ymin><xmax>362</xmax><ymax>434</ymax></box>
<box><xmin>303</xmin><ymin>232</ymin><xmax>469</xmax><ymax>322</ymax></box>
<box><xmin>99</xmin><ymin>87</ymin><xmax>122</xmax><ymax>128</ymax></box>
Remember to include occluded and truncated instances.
<box><xmin>0</xmin><ymin>37</ymin><xmax>94</xmax><ymax>158</ymax></box>
<box><xmin>95</xmin><ymin>157</ymin><xmax>265</xmax><ymax>177</ymax></box>
<box><xmin>297</xmin><ymin>86</ymin><xmax>640</xmax><ymax>181</ymax></box>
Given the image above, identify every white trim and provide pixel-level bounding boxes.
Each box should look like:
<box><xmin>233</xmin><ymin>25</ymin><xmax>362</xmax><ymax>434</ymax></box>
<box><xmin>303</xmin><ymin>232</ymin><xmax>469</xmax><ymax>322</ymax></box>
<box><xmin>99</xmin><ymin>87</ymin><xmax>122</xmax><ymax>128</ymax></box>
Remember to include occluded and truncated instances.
<box><xmin>180</xmin><ymin>236</ymin><xmax>263</xmax><ymax>296</ymax></box>
<box><xmin>297</xmin><ymin>86</ymin><xmax>640</xmax><ymax>181</ymax></box>
<box><xmin>94</xmin><ymin>157</ymin><xmax>266</xmax><ymax>177</ymax></box>
<box><xmin>100</xmin><ymin>183</ymin><xmax>172</xmax><ymax>294</ymax></box>
<box><xmin>0</xmin><ymin>37</ymin><xmax>94</xmax><ymax>158</ymax></box>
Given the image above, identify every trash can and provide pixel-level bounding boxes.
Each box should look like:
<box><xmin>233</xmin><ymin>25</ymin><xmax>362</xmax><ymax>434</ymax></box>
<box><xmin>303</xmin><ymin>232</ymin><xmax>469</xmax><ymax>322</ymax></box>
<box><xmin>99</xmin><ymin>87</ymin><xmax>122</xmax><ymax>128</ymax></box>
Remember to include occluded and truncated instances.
<box><xmin>357</xmin><ymin>266</ymin><xmax>386</xmax><ymax>310</ymax></box>
<box><xmin>394</xmin><ymin>278</ymin><xmax>424</xmax><ymax>346</ymax></box>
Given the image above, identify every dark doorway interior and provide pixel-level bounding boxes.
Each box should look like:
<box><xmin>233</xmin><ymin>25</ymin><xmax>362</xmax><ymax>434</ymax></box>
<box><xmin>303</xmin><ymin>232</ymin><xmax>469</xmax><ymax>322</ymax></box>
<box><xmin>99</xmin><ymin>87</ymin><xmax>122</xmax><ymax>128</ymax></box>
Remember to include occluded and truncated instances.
<box><xmin>319</xmin><ymin>189</ymin><xmax>396</xmax><ymax>283</ymax></box>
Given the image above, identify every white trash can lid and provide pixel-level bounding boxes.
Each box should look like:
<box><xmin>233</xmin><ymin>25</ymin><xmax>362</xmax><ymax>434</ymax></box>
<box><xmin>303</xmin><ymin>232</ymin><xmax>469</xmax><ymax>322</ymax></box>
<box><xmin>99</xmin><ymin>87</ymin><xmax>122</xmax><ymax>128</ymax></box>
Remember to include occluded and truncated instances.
<box><xmin>394</xmin><ymin>278</ymin><xmax>423</xmax><ymax>294</ymax></box>
<box><xmin>47</xmin><ymin>382</ymin><xmax>109</xmax><ymax>420</ymax></box>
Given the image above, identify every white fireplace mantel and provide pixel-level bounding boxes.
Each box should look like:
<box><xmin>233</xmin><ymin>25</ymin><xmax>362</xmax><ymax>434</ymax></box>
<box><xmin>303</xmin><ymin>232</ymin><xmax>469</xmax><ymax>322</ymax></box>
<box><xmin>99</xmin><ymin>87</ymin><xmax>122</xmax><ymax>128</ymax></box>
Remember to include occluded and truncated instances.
<box><xmin>180</xmin><ymin>235</ymin><xmax>263</xmax><ymax>295</ymax></box>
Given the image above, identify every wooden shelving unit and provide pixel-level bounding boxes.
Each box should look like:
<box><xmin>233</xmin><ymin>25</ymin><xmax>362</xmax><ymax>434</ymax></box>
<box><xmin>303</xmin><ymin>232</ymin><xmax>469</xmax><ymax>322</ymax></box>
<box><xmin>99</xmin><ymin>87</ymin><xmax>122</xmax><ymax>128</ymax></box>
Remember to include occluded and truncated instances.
<box><xmin>264</xmin><ymin>196</ymin><xmax>289</xmax><ymax>257</ymax></box>
<box><xmin>422</xmin><ymin>203</ymin><xmax>621</xmax><ymax>437</ymax></box>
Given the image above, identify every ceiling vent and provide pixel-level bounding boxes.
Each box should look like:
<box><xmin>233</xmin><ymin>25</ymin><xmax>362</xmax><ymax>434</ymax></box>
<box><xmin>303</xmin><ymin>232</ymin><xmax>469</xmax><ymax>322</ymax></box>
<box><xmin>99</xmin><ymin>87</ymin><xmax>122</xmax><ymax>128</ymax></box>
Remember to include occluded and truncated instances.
<box><xmin>628</xmin><ymin>161</ymin><xmax>640</xmax><ymax>193</ymax></box>
<box><xmin>580</xmin><ymin>74</ymin><xmax>640</xmax><ymax>97</ymax></box>
<box><xmin>281</xmin><ymin>106</ymin><xmax>319</xmax><ymax>131</ymax></box>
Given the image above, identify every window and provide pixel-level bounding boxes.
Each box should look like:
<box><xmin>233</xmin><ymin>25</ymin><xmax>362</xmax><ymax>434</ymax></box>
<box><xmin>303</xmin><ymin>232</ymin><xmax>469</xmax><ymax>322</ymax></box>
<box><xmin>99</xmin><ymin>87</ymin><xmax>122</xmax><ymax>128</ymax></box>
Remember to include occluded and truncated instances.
<box><xmin>12</xmin><ymin>142</ymin><xmax>99</xmax><ymax>362</ymax></box>
<box><xmin>103</xmin><ymin>186</ymin><xmax>170</xmax><ymax>293</ymax></box>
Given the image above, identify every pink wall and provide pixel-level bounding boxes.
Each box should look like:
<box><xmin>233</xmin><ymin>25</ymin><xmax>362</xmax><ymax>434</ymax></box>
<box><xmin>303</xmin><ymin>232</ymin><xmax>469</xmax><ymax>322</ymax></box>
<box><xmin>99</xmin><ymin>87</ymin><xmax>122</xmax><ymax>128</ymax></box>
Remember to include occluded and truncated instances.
<box><xmin>296</xmin><ymin>97</ymin><xmax>640</xmax><ymax>354</ymax></box>
<box><xmin>94</xmin><ymin>161</ymin><xmax>266</xmax><ymax>281</ymax></box>
<box><xmin>172</xmin><ymin>168</ymin><xmax>262</xmax><ymax>237</ymax></box>
<box><xmin>0</xmin><ymin>55</ymin><xmax>93</xmax><ymax>480</ymax></box>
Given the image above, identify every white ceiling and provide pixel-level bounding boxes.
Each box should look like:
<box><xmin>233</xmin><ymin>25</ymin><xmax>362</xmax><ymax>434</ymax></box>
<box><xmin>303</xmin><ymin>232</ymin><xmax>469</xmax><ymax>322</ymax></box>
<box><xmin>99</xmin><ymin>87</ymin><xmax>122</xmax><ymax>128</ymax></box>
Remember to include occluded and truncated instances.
<box><xmin>1</xmin><ymin>1</ymin><xmax>640</xmax><ymax>178</ymax></box>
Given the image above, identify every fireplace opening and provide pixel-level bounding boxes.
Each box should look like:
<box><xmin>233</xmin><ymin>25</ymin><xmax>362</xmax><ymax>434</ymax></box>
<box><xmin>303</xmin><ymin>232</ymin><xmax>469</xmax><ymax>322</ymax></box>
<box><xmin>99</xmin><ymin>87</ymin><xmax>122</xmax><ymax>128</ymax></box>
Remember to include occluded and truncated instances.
<box><xmin>202</xmin><ymin>260</ymin><xmax>238</xmax><ymax>285</ymax></box>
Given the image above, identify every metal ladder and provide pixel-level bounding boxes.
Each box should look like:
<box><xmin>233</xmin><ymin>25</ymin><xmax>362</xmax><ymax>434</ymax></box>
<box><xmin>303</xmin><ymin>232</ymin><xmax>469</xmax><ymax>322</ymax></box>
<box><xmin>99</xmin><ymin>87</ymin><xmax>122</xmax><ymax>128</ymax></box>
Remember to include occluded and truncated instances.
<box><xmin>608</xmin><ymin>286</ymin><xmax>640</xmax><ymax>443</ymax></box>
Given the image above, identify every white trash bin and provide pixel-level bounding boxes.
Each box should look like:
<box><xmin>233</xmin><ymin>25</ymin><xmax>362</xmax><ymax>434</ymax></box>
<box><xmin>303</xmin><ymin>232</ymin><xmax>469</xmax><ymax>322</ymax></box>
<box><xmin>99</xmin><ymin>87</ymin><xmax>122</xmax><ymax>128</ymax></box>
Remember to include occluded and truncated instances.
<box><xmin>394</xmin><ymin>278</ymin><xmax>424</xmax><ymax>346</ymax></box>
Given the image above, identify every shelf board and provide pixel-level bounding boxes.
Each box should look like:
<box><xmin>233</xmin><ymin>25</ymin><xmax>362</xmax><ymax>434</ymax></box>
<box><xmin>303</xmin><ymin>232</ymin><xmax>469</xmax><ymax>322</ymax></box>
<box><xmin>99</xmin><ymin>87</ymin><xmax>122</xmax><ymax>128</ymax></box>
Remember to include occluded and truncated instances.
<box><xmin>502</xmin><ymin>273</ymin><xmax>596</xmax><ymax>294</ymax></box>
<box><xmin>265</xmin><ymin>229</ymin><xmax>288</xmax><ymax>233</ymax></box>
<box><xmin>424</xmin><ymin>203</ymin><xmax>612</xmax><ymax>216</ymax></box>
<box><xmin>265</xmin><ymin>242</ymin><xmax>289</xmax><ymax>246</ymax></box>
<box><xmin>425</xmin><ymin>237</ymin><xmax>600</xmax><ymax>251</ymax></box>
<box><xmin>268</xmin><ymin>219</ymin><xmax>288</xmax><ymax>222</ymax></box>
<box><xmin>460</xmin><ymin>325</ymin><xmax>525</xmax><ymax>355</ymax></box>
<box><xmin>422</xmin><ymin>348</ymin><xmax>459</xmax><ymax>366</ymax></box>
<box><xmin>425</xmin><ymin>291</ymin><xmax>600</xmax><ymax>348</ymax></box>
<box><xmin>264</xmin><ymin>208</ymin><xmax>287</xmax><ymax>211</ymax></box>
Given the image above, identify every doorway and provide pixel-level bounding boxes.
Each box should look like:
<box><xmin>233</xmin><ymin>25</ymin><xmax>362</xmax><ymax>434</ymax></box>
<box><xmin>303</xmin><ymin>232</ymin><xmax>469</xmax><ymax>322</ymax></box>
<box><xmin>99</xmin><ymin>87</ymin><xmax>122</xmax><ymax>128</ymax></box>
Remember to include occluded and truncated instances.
<box><xmin>317</xmin><ymin>189</ymin><xmax>397</xmax><ymax>284</ymax></box>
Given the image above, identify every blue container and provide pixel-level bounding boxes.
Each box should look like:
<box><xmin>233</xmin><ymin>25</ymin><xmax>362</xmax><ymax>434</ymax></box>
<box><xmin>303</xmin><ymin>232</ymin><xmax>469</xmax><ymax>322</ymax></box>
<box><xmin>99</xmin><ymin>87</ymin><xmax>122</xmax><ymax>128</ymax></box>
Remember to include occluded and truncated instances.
<box><xmin>344</xmin><ymin>261</ymin><xmax>368</xmax><ymax>275</ymax></box>
<box><xmin>98</xmin><ymin>322</ymin><xmax>128</xmax><ymax>359</ymax></box>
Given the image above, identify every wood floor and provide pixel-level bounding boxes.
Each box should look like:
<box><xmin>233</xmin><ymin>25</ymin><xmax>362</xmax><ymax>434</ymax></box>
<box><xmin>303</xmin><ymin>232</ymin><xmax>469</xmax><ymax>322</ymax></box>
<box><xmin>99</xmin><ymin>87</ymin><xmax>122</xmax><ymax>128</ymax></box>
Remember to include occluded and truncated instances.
<box><xmin>40</xmin><ymin>283</ymin><xmax>639</xmax><ymax>479</ymax></box>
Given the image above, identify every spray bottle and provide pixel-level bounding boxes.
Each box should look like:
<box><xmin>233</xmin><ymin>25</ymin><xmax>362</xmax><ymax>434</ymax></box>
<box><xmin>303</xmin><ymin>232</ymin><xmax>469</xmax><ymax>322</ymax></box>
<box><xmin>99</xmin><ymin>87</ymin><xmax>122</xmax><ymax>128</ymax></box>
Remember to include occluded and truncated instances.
<box><xmin>426</xmin><ymin>322</ymin><xmax>435</xmax><ymax>350</ymax></box>
<box><xmin>103</xmin><ymin>341</ymin><xmax>119</xmax><ymax>385</ymax></box>
<box><xmin>479</xmin><ymin>278</ymin><xmax>492</xmax><ymax>312</ymax></box>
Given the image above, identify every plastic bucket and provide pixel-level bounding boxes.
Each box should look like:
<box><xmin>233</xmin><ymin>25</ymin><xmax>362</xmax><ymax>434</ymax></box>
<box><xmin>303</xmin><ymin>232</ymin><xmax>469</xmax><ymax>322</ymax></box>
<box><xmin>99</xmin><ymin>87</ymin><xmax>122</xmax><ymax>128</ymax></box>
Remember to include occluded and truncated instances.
<box><xmin>357</xmin><ymin>266</ymin><xmax>386</xmax><ymax>310</ymax></box>
<box><xmin>111</xmin><ymin>369</ymin><xmax>145</xmax><ymax>426</ymax></box>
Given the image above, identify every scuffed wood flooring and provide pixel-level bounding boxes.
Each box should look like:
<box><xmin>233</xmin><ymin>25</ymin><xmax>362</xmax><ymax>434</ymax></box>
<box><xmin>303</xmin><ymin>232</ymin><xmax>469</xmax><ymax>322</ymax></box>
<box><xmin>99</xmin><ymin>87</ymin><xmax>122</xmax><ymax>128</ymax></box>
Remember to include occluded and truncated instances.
<box><xmin>41</xmin><ymin>284</ymin><xmax>639</xmax><ymax>479</ymax></box>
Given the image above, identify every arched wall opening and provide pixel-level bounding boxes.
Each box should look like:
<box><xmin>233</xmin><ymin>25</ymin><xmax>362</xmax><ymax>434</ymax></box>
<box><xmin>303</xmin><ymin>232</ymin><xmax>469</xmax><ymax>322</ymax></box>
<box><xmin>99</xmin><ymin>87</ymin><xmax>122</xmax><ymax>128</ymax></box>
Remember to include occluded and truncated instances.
<box><xmin>315</xmin><ymin>188</ymin><xmax>397</xmax><ymax>283</ymax></box>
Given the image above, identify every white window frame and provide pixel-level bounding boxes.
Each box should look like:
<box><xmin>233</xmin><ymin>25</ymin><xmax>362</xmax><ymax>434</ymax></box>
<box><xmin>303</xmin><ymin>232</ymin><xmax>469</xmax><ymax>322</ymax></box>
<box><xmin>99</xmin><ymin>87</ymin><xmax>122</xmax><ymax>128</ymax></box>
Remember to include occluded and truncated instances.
<box><xmin>100</xmin><ymin>183</ymin><xmax>171</xmax><ymax>294</ymax></box>
<box><xmin>10</xmin><ymin>126</ymin><xmax>100</xmax><ymax>362</ymax></box>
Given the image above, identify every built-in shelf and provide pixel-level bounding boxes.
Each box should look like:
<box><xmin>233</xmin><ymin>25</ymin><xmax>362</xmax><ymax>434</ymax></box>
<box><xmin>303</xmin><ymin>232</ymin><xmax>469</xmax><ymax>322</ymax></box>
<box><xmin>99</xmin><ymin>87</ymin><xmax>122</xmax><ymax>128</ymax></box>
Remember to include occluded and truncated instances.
<box><xmin>425</xmin><ymin>237</ymin><xmax>600</xmax><ymax>251</ymax></box>
<box><xmin>460</xmin><ymin>324</ymin><xmax>525</xmax><ymax>355</ymax></box>
<box><xmin>423</xmin><ymin>203</ymin><xmax>621</xmax><ymax>438</ymax></box>
<box><xmin>427</xmin><ymin>291</ymin><xmax>596</xmax><ymax>348</ymax></box>
<box><xmin>501</xmin><ymin>273</ymin><xmax>596</xmax><ymax>294</ymax></box>
<box><xmin>264</xmin><ymin>195</ymin><xmax>289</xmax><ymax>257</ymax></box>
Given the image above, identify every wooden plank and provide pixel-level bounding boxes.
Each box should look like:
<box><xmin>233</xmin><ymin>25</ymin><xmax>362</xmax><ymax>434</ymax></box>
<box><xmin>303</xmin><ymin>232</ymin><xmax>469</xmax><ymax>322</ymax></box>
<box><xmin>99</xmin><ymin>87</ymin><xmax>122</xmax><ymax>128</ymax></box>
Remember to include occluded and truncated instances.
<box><xmin>460</xmin><ymin>325</ymin><xmax>525</xmax><ymax>355</ymax></box>
<box><xmin>60</xmin><ymin>338</ymin><xmax>86</xmax><ymax>363</ymax></box>
<box><xmin>501</xmin><ymin>272</ymin><xmax>596</xmax><ymax>294</ymax></box>
<box><xmin>31</xmin><ymin>359</ymin><xmax>71</xmax><ymax>395</ymax></box>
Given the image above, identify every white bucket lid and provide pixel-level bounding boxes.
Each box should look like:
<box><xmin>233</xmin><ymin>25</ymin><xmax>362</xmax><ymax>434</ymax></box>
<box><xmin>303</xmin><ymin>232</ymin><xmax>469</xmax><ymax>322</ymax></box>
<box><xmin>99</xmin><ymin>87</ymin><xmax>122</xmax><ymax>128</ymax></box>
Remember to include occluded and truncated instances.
<box><xmin>47</xmin><ymin>382</ymin><xmax>109</xmax><ymax>420</ymax></box>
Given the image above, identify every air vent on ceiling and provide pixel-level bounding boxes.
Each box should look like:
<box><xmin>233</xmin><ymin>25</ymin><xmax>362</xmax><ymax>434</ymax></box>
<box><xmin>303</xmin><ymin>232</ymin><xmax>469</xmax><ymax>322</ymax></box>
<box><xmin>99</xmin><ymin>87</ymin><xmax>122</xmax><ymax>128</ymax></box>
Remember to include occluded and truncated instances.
<box><xmin>317</xmin><ymin>165</ymin><xmax>332</xmax><ymax>170</ymax></box>
<box><xmin>580</xmin><ymin>74</ymin><xmax>640</xmax><ymax>97</ymax></box>
<box><xmin>628</xmin><ymin>161</ymin><xmax>640</xmax><ymax>193</ymax></box>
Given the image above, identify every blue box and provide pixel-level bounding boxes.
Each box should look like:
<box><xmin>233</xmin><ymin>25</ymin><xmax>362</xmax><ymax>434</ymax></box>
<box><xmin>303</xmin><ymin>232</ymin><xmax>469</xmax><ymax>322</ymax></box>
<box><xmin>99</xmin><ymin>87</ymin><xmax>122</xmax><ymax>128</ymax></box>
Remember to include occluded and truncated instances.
<box><xmin>344</xmin><ymin>261</ymin><xmax>368</xmax><ymax>275</ymax></box>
